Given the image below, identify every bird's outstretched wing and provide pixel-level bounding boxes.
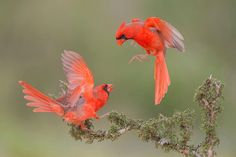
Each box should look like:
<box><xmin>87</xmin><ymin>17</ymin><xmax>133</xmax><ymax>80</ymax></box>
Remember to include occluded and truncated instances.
<box><xmin>61</xmin><ymin>50</ymin><xmax>94</xmax><ymax>106</ymax></box>
<box><xmin>144</xmin><ymin>17</ymin><xmax>185</xmax><ymax>52</ymax></box>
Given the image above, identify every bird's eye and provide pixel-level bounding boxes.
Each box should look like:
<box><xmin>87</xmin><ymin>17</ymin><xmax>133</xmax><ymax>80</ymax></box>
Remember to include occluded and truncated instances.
<box><xmin>103</xmin><ymin>84</ymin><xmax>108</xmax><ymax>91</ymax></box>
<box><xmin>116</xmin><ymin>34</ymin><xmax>128</xmax><ymax>40</ymax></box>
<box><xmin>103</xmin><ymin>84</ymin><xmax>110</xmax><ymax>96</ymax></box>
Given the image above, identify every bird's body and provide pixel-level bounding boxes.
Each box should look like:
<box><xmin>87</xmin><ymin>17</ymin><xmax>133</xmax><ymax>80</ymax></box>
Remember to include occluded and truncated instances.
<box><xmin>19</xmin><ymin>50</ymin><xmax>112</xmax><ymax>127</ymax></box>
<box><xmin>116</xmin><ymin>17</ymin><xmax>184</xmax><ymax>105</ymax></box>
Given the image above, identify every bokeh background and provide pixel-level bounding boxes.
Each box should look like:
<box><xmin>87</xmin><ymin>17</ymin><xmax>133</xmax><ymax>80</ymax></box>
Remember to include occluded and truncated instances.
<box><xmin>0</xmin><ymin>0</ymin><xmax>235</xmax><ymax>157</ymax></box>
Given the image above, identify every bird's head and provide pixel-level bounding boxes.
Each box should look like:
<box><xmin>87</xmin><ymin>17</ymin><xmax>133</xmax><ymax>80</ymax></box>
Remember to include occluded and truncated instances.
<box><xmin>94</xmin><ymin>84</ymin><xmax>113</xmax><ymax>98</ymax></box>
<box><xmin>93</xmin><ymin>84</ymin><xmax>113</xmax><ymax>110</ymax></box>
<box><xmin>101</xmin><ymin>84</ymin><xmax>113</xmax><ymax>96</ymax></box>
<box><xmin>115</xmin><ymin>21</ymin><xmax>135</xmax><ymax>46</ymax></box>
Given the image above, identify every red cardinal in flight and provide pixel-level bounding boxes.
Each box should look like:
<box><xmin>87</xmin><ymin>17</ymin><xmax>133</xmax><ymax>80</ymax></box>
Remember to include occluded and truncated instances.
<box><xmin>19</xmin><ymin>50</ymin><xmax>113</xmax><ymax>128</ymax></box>
<box><xmin>115</xmin><ymin>17</ymin><xmax>184</xmax><ymax>105</ymax></box>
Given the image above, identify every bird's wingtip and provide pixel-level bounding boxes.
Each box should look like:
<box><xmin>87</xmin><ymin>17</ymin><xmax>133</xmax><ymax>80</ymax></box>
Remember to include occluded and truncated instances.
<box><xmin>63</xmin><ymin>50</ymin><xmax>69</xmax><ymax>54</ymax></box>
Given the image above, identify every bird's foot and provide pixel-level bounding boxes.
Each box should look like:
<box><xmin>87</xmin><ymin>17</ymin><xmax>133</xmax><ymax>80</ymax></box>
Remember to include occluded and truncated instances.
<box><xmin>129</xmin><ymin>54</ymin><xmax>149</xmax><ymax>63</ymax></box>
<box><xmin>78</xmin><ymin>123</ymin><xmax>88</xmax><ymax>130</ymax></box>
<box><xmin>58</xmin><ymin>80</ymin><xmax>68</xmax><ymax>95</ymax></box>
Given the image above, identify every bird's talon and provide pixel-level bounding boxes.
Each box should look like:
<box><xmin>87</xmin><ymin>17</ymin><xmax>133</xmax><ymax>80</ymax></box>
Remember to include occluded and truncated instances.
<box><xmin>79</xmin><ymin>123</ymin><xmax>88</xmax><ymax>130</ymax></box>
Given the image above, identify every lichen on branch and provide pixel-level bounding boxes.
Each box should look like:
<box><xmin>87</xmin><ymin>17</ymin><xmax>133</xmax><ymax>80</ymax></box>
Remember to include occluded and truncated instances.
<box><xmin>68</xmin><ymin>76</ymin><xmax>224</xmax><ymax>157</ymax></box>
<box><xmin>194</xmin><ymin>75</ymin><xmax>224</xmax><ymax>157</ymax></box>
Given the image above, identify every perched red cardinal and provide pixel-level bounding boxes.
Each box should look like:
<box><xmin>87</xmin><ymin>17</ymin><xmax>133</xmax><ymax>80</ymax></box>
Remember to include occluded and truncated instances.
<box><xmin>19</xmin><ymin>50</ymin><xmax>112</xmax><ymax>128</ymax></box>
<box><xmin>115</xmin><ymin>17</ymin><xmax>184</xmax><ymax>105</ymax></box>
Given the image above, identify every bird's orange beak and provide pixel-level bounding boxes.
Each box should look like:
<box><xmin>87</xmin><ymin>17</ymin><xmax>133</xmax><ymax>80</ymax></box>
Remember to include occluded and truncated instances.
<box><xmin>107</xmin><ymin>84</ymin><xmax>113</xmax><ymax>92</ymax></box>
<box><xmin>116</xmin><ymin>39</ymin><xmax>126</xmax><ymax>46</ymax></box>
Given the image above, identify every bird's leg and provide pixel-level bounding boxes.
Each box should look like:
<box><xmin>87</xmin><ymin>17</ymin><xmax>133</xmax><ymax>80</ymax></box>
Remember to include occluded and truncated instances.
<box><xmin>129</xmin><ymin>54</ymin><xmax>149</xmax><ymax>63</ymax></box>
<box><xmin>99</xmin><ymin>112</ymin><xmax>110</xmax><ymax>119</ymax></box>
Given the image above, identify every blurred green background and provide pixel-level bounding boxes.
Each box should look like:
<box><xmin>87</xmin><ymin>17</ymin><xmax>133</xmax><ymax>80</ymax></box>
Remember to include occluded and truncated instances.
<box><xmin>0</xmin><ymin>0</ymin><xmax>235</xmax><ymax>157</ymax></box>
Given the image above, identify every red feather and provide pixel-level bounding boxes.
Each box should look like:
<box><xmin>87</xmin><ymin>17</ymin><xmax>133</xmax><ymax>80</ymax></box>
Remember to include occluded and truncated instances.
<box><xmin>19</xmin><ymin>51</ymin><xmax>113</xmax><ymax>127</ymax></box>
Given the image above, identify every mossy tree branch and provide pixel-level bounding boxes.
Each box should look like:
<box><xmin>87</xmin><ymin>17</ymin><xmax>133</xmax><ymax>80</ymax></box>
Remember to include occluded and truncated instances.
<box><xmin>194</xmin><ymin>75</ymin><xmax>224</xmax><ymax>157</ymax></box>
<box><xmin>68</xmin><ymin>76</ymin><xmax>224</xmax><ymax>157</ymax></box>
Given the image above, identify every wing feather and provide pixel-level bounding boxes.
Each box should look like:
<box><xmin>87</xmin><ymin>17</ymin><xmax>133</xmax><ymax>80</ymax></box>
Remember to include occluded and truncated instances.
<box><xmin>144</xmin><ymin>17</ymin><xmax>185</xmax><ymax>52</ymax></box>
<box><xmin>61</xmin><ymin>50</ymin><xmax>94</xmax><ymax>106</ymax></box>
<box><xmin>62</xmin><ymin>50</ymin><xmax>94</xmax><ymax>90</ymax></box>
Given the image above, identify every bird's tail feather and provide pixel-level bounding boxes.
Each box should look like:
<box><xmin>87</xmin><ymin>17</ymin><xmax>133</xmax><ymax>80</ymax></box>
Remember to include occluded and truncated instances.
<box><xmin>154</xmin><ymin>53</ymin><xmax>170</xmax><ymax>105</ymax></box>
<box><xmin>19</xmin><ymin>81</ymin><xmax>64</xmax><ymax>116</ymax></box>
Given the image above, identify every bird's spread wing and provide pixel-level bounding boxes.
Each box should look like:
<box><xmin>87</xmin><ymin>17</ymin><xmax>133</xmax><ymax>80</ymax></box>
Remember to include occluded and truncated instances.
<box><xmin>144</xmin><ymin>17</ymin><xmax>185</xmax><ymax>52</ymax></box>
<box><xmin>61</xmin><ymin>50</ymin><xmax>94</xmax><ymax>106</ymax></box>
